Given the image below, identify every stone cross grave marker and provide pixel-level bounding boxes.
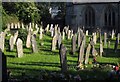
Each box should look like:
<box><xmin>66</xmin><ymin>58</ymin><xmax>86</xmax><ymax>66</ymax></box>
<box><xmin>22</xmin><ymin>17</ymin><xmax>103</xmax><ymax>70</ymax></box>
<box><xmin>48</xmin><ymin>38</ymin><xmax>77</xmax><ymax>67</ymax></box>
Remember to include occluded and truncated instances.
<box><xmin>16</xmin><ymin>38</ymin><xmax>24</xmax><ymax>58</ymax></box>
<box><xmin>59</xmin><ymin>44</ymin><xmax>67</xmax><ymax>73</ymax></box>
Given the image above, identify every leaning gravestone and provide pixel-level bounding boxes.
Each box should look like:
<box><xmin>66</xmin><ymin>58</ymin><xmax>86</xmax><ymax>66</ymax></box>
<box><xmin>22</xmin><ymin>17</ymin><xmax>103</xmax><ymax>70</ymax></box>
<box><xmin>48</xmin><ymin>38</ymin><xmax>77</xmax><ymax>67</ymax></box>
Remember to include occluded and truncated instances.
<box><xmin>9</xmin><ymin>35</ymin><xmax>14</xmax><ymax>51</ymax></box>
<box><xmin>0</xmin><ymin>49</ymin><xmax>7</xmax><ymax>82</ymax></box>
<box><xmin>92</xmin><ymin>46</ymin><xmax>98</xmax><ymax>56</ymax></box>
<box><xmin>31</xmin><ymin>35</ymin><xmax>38</xmax><ymax>53</ymax></box>
<box><xmin>85</xmin><ymin>44</ymin><xmax>91</xmax><ymax>64</ymax></box>
<box><xmin>72</xmin><ymin>34</ymin><xmax>76</xmax><ymax>55</ymax></box>
<box><xmin>77</xmin><ymin>31</ymin><xmax>82</xmax><ymax>48</ymax></box>
<box><xmin>59</xmin><ymin>44</ymin><xmax>67</xmax><ymax>73</ymax></box>
<box><xmin>16</xmin><ymin>38</ymin><xmax>24</xmax><ymax>58</ymax></box>
<box><xmin>78</xmin><ymin>35</ymin><xmax>85</xmax><ymax>65</ymax></box>
<box><xmin>26</xmin><ymin>30</ymin><xmax>31</xmax><ymax>48</ymax></box>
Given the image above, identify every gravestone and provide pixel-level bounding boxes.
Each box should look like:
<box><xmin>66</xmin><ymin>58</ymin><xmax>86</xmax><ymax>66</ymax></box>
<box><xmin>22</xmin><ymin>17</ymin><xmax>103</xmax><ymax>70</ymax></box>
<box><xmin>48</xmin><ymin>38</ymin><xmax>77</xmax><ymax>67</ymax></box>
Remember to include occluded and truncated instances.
<box><xmin>7</xmin><ymin>23</ymin><xmax>10</xmax><ymax>29</ymax></box>
<box><xmin>50</xmin><ymin>26</ymin><xmax>54</xmax><ymax>37</ymax></box>
<box><xmin>78</xmin><ymin>35</ymin><xmax>85</xmax><ymax>65</ymax></box>
<box><xmin>72</xmin><ymin>34</ymin><xmax>76</xmax><ymax>55</ymax></box>
<box><xmin>54</xmin><ymin>25</ymin><xmax>58</xmax><ymax>36</ymax></box>
<box><xmin>108</xmin><ymin>41</ymin><xmax>111</xmax><ymax>48</ymax></box>
<box><xmin>46</xmin><ymin>24</ymin><xmax>49</xmax><ymax>32</ymax></box>
<box><xmin>85</xmin><ymin>44</ymin><xmax>91</xmax><ymax>64</ymax></box>
<box><xmin>0</xmin><ymin>32</ymin><xmax>5</xmax><ymax>52</ymax></box>
<box><xmin>9</xmin><ymin>35</ymin><xmax>14</xmax><ymax>51</ymax></box>
<box><xmin>16</xmin><ymin>38</ymin><xmax>24</xmax><ymax>58</ymax></box>
<box><xmin>0</xmin><ymin>49</ymin><xmax>7</xmax><ymax>82</ymax></box>
<box><xmin>11</xmin><ymin>23</ymin><xmax>14</xmax><ymax>29</ymax></box>
<box><xmin>15</xmin><ymin>23</ymin><xmax>17</xmax><ymax>29</ymax></box>
<box><xmin>18</xmin><ymin>22</ymin><xmax>20</xmax><ymax>29</ymax></box>
<box><xmin>111</xmin><ymin>29</ymin><xmax>115</xmax><ymax>39</ymax></box>
<box><xmin>86</xmin><ymin>30</ymin><xmax>88</xmax><ymax>36</ymax></box>
<box><xmin>114</xmin><ymin>37</ymin><xmax>118</xmax><ymax>52</ymax></box>
<box><xmin>57</xmin><ymin>33</ymin><xmax>62</xmax><ymax>49</ymax></box>
<box><xmin>92</xmin><ymin>32</ymin><xmax>97</xmax><ymax>44</ymax></box>
<box><xmin>99</xmin><ymin>32</ymin><xmax>103</xmax><ymax>57</ymax></box>
<box><xmin>13</xmin><ymin>31</ymin><xmax>18</xmax><ymax>45</ymax></box>
<box><xmin>26</xmin><ymin>30</ymin><xmax>31</xmax><ymax>48</ymax></box>
<box><xmin>77</xmin><ymin>32</ymin><xmax>82</xmax><ymax>48</ymax></box>
<box><xmin>58</xmin><ymin>27</ymin><xmax>60</xmax><ymax>34</ymax></box>
<box><xmin>70</xmin><ymin>30</ymin><xmax>73</xmax><ymax>39</ymax></box>
<box><xmin>21</xmin><ymin>23</ymin><xmax>25</xmax><ymax>29</ymax></box>
<box><xmin>39</xmin><ymin>26</ymin><xmax>43</xmax><ymax>39</ymax></box>
<box><xmin>59</xmin><ymin>44</ymin><xmax>67</xmax><ymax>73</ymax></box>
<box><xmin>104</xmin><ymin>32</ymin><xmax>107</xmax><ymax>47</ymax></box>
<box><xmin>67</xmin><ymin>30</ymin><xmax>71</xmax><ymax>39</ymax></box>
<box><xmin>92</xmin><ymin>46</ymin><xmax>98</xmax><ymax>56</ymax></box>
<box><xmin>31</xmin><ymin>35</ymin><xmax>38</xmax><ymax>53</ymax></box>
<box><xmin>62</xmin><ymin>30</ymin><xmax>65</xmax><ymax>40</ymax></box>
<box><xmin>52</xmin><ymin>35</ymin><xmax>57</xmax><ymax>51</ymax></box>
<box><xmin>117</xmin><ymin>33</ymin><xmax>120</xmax><ymax>44</ymax></box>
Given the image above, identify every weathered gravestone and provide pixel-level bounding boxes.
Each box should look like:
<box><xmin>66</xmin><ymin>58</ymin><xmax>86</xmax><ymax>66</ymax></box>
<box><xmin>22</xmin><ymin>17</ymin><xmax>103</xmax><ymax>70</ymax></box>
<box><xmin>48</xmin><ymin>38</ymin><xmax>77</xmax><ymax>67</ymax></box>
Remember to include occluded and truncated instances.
<box><xmin>0</xmin><ymin>32</ymin><xmax>5</xmax><ymax>52</ymax></box>
<box><xmin>117</xmin><ymin>33</ymin><xmax>120</xmax><ymax>44</ymax></box>
<box><xmin>67</xmin><ymin>30</ymin><xmax>71</xmax><ymax>39</ymax></box>
<box><xmin>0</xmin><ymin>49</ymin><xmax>7</xmax><ymax>82</ymax></box>
<box><xmin>13</xmin><ymin>31</ymin><xmax>18</xmax><ymax>45</ymax></box>
<box><xmin>70</xmin><ymin>30</ymin><xmax>73</xmax><ymax>39</ymax></box>
<box><xmin>104</xmin><ymin>32</ymin><xmax>107</xmax><ymax>47</ymax></box>
<box><xmin>92</xmin><ymin>32</ymin><xmax>97</xmax><ymax>44</ymax></box>
<box><xmin>78</xmin><ymin>35</ymin><xmax>85</xmax><ymax>65</ymax></box>
<box><xmin>26</xmin><ymin>30</ymin><xmax>31</xmax><ymax>48</ymax></box>
<box><xmin>21</xmin><ymin>23</ymin><xmax>25</xmax><ymax>29</ymax></box>
<box><xmin>62</xmin><ymin>30</ymin><xmax>65</xmax><ymax>40</ymax></box>
<box><xmin>9</xmin><ymin>35</ymin><xmax>14</xmax><ymax>51</ymax></box>
<box><xmin>111</xmin><ymin>29</ymin><xmax>115</xmax><ymax>39</ymax></box>
<box><xmin>39</xmin><ymin>26</ymin><xmax>43</xmax><ymax>39</ymax></box>
<box><xmin>16</xmin><ymin>38</ymin><xmax>24</xmax><ymax>58</ymax></box>
<box><xmin>18</xmin><ymin>22</ymin><xmax>20</xmax><ymax>29</ymax></box>
<box><xmin>72</xmin><ymin>34</ymin><xmax>76</xmax><ymax>55</ymax></box>
<box><xmin>85</xmin><ymin>44</ymin><xmax>91</xmax><ymax>64</ymax></box>
<box><xmin>92</xmin><ymin>46</ymin><xmax>98</xmax><ymax>56</ymax></box>
<box><xmin>52</xmin><ymin>35</ymin><xmax>57</xmax><ymax>51</ymax></box>
<box><xmin>57</xmin><ymin>33</ymin><xmax>62</xmax><ymax>49</ymax></box>
<box><xmin>114</xmin><ymin>36</ymin><xmax>118</xmax><ymax>52</ymax></box>
<box><xmin>59</xmin><ymin>44</ymin><xmax>67</xmax><ymax>73</ymax></box>
<box><xmin>11</xmin><ymin>23</ymin><xmax>14</xmax><ymax>29</ymax></box>
<box><xmin>86</xmin><ymin>30</ymin><xmax>88</xmax><ymax>36</ymax></box>
<box><xmin>31</xmin><ymin>35</ymin><xmax>38</xmax><ymax>53</ymax></box>
<box><xmin>100</xmin><ymin>34</ymin><xmax>103</xmax><ymax>57</ymax></box>
<box><xmin>77</xmin><ymin>31</ymin><xmax>82</xmax><ymax>48</ymax></box>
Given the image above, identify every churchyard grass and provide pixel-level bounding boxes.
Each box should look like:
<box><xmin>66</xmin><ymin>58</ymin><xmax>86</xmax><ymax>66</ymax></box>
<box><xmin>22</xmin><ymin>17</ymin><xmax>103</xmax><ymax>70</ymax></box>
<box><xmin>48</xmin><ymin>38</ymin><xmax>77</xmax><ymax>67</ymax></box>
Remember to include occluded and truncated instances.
<box><xmin>4</xmin><ymin>32</ymin><xmax>120</xmax><ymax>80</ymax></box>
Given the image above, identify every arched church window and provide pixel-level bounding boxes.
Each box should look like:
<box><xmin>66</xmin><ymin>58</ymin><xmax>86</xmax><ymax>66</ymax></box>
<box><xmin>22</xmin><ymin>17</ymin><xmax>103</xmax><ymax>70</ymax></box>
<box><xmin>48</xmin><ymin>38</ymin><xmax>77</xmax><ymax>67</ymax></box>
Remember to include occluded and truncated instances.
<box><xmin>84</xmin><ymin>6</ymin><xmax>95</xmax><ymax>27</ymax></box>
<box><xmin>104</xmin><ymin>6</ymin><xmax>116</xmax><ymax>27</ymax></box>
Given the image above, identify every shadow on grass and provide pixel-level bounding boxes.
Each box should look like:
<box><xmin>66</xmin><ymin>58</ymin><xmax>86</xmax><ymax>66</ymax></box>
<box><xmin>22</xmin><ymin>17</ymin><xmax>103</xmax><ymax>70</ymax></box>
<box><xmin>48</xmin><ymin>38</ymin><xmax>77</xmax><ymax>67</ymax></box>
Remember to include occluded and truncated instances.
<box><xmin>9</xmin><ymin>62</ymin><xmax>60</xmax><ymax>68</ymax></box>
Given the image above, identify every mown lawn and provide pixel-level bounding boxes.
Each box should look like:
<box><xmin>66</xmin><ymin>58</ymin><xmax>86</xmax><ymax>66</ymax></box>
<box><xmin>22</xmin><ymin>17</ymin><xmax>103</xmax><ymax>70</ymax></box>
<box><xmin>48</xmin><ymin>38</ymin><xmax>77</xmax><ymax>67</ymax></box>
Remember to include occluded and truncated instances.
<box><xmin>4</xmin><ymin>31</ymin><xmax>120</xmax><ymax>81</ymax></box>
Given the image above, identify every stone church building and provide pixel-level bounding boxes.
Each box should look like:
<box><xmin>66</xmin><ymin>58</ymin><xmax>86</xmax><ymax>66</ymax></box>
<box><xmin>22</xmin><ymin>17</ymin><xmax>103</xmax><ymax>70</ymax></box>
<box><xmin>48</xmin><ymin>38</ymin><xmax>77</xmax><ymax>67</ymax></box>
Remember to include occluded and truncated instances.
<box><xmin>65</xmin><ymin>0</ymin><xmax>120</xmax><ymax>33</ymax></box>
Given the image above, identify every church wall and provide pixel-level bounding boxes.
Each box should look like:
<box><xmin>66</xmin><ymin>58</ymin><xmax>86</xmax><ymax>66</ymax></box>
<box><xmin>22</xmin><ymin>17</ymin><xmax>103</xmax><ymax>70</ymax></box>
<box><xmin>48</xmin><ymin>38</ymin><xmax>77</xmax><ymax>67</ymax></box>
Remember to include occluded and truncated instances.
<box><xmin>66</xmin><ymin>3</ymin><xmax>119</xmax><ymax>33</ymax></box>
